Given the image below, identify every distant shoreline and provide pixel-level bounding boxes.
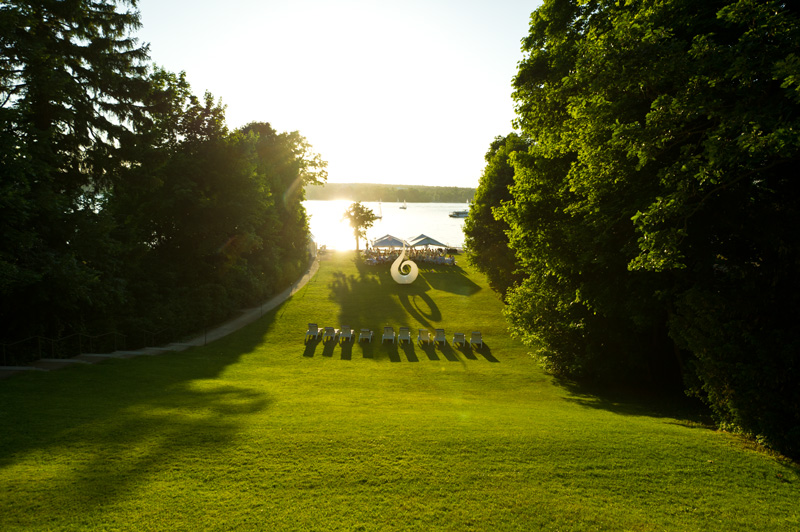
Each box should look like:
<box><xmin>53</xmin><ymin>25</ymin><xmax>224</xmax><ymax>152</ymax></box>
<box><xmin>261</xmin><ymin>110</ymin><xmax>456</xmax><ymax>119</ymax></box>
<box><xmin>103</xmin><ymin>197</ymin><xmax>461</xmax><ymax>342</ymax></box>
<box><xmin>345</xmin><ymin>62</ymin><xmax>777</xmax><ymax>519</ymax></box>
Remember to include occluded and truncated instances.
<box><xmin>306</xmin><ymin>182</ymin><xmax>475</xmax><ymax>203</ymax></box>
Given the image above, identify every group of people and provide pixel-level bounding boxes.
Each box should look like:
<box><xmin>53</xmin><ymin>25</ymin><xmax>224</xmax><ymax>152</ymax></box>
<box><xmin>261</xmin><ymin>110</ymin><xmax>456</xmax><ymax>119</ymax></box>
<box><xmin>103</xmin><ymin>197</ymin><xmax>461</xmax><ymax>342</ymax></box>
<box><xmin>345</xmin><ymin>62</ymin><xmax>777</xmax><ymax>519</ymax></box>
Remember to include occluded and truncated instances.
<box><xmin>362</xmin><ymin>247</ymin><xmax>456</xmax><ymax>266</ymax></box>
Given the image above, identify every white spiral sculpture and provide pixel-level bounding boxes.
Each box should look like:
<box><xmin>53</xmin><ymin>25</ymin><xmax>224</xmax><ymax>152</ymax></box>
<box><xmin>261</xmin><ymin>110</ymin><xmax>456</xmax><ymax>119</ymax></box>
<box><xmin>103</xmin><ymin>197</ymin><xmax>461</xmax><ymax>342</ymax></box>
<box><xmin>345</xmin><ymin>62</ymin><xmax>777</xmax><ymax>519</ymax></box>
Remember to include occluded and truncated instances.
<box><xmin>391</xmin><ymin>244</ymin><xmax>418</xmax><ymax>284</ymax></box>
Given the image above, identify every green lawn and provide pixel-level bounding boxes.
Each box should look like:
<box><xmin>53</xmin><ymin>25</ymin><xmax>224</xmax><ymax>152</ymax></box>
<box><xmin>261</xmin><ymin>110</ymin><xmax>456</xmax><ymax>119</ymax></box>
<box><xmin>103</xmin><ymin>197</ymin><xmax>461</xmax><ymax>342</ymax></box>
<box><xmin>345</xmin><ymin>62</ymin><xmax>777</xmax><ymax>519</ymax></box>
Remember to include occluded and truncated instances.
<box><xmin>1</xmin><ymin>251</ymin><xmax>797</xmax><ymax>531</ymax></box>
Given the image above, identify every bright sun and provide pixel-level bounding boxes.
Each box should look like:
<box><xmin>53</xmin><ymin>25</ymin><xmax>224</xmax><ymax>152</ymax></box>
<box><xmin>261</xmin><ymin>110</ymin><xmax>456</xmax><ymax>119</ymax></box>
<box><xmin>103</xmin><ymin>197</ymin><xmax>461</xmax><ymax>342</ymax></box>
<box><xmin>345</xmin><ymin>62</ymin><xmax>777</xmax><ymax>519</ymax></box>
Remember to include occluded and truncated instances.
<box><xmin>307</xmin><ymin>200</ymin><xmax>358</xmax><ymax>251</ymax></box>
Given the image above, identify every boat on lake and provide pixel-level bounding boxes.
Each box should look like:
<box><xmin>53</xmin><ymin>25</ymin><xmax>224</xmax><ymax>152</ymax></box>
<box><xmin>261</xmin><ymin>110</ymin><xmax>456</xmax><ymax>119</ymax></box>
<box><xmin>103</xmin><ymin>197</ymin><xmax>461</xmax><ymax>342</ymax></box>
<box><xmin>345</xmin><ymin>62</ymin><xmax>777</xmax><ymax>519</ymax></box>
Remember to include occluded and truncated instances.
<box><xmin>448</xmin><ymin>209</ymin><xmax>468</xmax><ymax>218</ymax></box>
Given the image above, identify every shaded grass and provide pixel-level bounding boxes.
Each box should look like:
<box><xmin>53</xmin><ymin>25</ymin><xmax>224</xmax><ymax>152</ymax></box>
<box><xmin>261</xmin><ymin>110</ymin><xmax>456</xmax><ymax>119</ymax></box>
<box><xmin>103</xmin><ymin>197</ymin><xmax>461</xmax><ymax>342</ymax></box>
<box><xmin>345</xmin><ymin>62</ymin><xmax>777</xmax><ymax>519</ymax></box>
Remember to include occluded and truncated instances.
<box><xmin>0</xmin><ymin>251</ymin><xmax>798</xmax><ymax>531</ymax></box>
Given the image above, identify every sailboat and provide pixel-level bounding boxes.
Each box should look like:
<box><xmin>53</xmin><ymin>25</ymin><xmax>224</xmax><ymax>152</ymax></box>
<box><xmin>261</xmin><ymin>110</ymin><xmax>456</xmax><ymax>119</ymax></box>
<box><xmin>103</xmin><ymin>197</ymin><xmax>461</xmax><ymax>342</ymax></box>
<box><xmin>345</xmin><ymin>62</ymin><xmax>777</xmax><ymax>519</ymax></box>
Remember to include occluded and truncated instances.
<box><xmin>376</xmin><ymin>200</ymin><xmax>382</xmax><ymax>219</ymax></box>
<box><xmin>399</xmin><ymin>200</ymin><xmax>407</xmax><ymax>210</ymax></box>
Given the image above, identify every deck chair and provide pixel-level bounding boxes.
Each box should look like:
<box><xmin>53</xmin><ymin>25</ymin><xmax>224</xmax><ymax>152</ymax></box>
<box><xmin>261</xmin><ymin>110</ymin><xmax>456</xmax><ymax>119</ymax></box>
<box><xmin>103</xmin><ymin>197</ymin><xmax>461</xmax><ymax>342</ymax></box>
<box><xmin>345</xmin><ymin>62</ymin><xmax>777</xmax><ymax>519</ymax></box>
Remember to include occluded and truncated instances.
<box><xmin>358</xmin><ymin>328</ymin><xmax>373</xmax><ymax>343</ymax></box>
<box><xmin>382</xmin><ymin>326</ymin><xmax>395</xmax><ymax>343</ymax></box>
<box><xmin>305</xmin><ymin>323</ymin><xmax>322</xmax><ymax>342</ymax></box>
<box><xmin>470</xmin><ymin>331</ymin><xmax>483</xmax><ymax>348</ymax></box>
<box><xmin>323</xmin><ymin>326</ymin><xmax>339</xmax><ymax>342</ymax></box>
<box><xmin>398</xmin><ymin>326</ymin><xmax>411</xmax><ymax>344</ymax></box>
<box><xmin>434</xmin><ymin>328</ymin><xmax>446</xmax><ymax>346</ymax></box>
<box><xmin>453</xmin><ymin>332</ymin><xmax>466</xmax><ymax>347</ymax></box>
<box><xmin>417</xmin><ymin>329</ymin><xmax>431</xmax><ymax>345</ymax></box>
<box><xmin>339</xmin><ymin>326</ymin><xmax>354</xmax><ymax>343</ymax></box>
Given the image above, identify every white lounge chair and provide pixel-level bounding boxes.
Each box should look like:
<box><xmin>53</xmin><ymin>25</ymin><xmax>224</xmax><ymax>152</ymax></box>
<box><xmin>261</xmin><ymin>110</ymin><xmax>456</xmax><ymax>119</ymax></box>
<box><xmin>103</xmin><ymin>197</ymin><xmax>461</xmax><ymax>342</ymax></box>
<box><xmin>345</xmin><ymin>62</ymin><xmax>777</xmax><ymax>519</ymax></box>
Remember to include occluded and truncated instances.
<box><xmin>382</xmin><ymin>326</ymin><xmax>395</xmax><ymax>343</ymax></box>
<box><xmin>434</xmin><ymin>328</ymin><xmax>446</xmax><ymax>346</ymax></box>
<box><xmin>358</xmin><ymin>329</ymin><xmax>373</xmax><ymax>343</ymax></box>
<box><xmin>339</xmin><ymin>326</ymin><xmax>354</xmax><ymax>343</ymax></box>
<box><xmin>453</xmin><ymin>332</ymin><xmax>466</xmax><ymax>347</ymax></box>
<box><xmin>323</xmin><ymin>327</ymin><xmax>339</xmax><ymax>343</ymax></box>
<box><xmin>470</xmin><ymin>331</ymin><xmax>483</xmax><ymax>348</ymax></box>
<box><xmin>305</xmin><ymin>323</ymin><xmax>322</xmax><ymax>342</ymax></box>
<box><xmin>418</xmin><ymin>329</ymin><xmax>431</xmax><ymax>345</ymax></box>
<box><xmin>398</xmin><ymin>326</ymin><xmax>411</xmax><ymax>344</ymax></box>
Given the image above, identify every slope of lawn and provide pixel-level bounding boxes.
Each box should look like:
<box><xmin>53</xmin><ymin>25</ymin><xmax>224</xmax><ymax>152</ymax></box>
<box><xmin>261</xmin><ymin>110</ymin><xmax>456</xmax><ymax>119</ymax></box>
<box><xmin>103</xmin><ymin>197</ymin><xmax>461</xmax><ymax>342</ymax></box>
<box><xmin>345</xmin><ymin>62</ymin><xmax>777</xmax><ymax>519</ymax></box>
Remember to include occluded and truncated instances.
<box><xmin>0</xmin><ymin>251</ymin><xmax>797</xmax><ymax>531</ymax></box>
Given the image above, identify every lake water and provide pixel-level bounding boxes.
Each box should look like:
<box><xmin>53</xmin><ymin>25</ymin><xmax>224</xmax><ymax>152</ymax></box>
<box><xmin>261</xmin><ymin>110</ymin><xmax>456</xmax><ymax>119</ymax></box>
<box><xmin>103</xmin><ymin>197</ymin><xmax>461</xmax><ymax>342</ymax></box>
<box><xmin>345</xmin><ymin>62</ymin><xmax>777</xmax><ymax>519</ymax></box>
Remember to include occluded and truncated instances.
<box><xmin>304</xmin><ymin>200</ymin><xmax>469</xmax><ymax>250</ymax></box>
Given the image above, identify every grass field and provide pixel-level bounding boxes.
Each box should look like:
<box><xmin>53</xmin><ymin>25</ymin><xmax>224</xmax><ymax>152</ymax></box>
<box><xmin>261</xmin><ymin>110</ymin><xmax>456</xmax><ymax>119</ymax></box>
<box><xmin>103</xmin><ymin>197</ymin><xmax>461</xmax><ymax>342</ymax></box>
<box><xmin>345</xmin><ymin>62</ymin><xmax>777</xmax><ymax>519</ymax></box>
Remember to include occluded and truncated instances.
<box><xmin>1</xmin><ymin>251</ymin><xmax>798</xmax><ymax>531</ymax></box>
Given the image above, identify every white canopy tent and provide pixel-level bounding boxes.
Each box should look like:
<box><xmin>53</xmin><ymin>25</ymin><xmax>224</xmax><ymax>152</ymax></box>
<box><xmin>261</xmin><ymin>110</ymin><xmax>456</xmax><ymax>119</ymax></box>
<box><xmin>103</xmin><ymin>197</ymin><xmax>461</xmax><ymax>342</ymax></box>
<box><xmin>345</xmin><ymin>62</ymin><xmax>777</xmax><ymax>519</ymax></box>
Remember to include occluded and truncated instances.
<box><xmin>371</xmin><ymin>234</ymin><xmax>407</xmax><ymax>248</ymax></box>
<box><xmin>407</xmin><ymin>234</ymin><xmax>448</xmax><ymax>248</ymax></box>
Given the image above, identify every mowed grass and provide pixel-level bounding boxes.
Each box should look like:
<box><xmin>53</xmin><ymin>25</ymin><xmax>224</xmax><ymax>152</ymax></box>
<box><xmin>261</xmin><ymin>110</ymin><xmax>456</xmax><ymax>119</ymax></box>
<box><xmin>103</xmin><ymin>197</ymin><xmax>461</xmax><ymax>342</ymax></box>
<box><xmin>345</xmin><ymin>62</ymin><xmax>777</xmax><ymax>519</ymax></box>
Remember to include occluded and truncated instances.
<box><xmin>0</xmin><ymin>251</ymin><xmax>798</xmax><ymax>531</ymax></box>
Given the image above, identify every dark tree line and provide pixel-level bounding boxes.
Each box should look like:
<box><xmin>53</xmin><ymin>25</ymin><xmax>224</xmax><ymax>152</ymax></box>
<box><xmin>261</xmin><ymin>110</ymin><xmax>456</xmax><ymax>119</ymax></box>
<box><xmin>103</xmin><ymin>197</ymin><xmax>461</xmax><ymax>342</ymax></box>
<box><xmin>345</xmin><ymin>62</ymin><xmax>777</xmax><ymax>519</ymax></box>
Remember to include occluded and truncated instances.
<box><xmin>465</xmin><ymin>0</ymin><xmax>800</xmax><ymax>457</ymax></box>
<box><xmin>1</xmin><ymin>1</ymin><xmax>326</xmax><ymax>355</ymax></box>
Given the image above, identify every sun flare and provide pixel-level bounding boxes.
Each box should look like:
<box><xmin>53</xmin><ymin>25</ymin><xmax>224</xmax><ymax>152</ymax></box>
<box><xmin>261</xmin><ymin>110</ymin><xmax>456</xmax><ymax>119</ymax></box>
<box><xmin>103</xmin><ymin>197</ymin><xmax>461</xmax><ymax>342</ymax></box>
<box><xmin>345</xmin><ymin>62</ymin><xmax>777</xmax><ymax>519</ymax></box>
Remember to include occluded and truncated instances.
<box><xmin>307</xmin><ymin>200</ymin><xmax>358</xmax><ymax>250</ymax></box>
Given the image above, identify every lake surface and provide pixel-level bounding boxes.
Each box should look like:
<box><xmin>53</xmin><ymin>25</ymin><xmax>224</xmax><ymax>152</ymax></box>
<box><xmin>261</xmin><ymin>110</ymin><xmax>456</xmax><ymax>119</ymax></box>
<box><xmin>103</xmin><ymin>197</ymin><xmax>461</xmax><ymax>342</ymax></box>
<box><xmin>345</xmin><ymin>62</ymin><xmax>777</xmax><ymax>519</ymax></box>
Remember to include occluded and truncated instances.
<box><xmin>304</xmin><ymin>200</ymin><xmax>469</xmax><ymax>250</ymax></box>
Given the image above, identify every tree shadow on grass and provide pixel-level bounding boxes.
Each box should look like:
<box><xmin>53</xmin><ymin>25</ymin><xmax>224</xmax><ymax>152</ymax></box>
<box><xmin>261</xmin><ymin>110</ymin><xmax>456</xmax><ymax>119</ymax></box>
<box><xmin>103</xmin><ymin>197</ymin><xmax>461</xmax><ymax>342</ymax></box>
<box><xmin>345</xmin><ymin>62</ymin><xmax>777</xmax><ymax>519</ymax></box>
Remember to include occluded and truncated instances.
<box><xmin>0</xmin><ymin>385</ymin><xmax>273</xmax><ymax>525</ymax></box>
<box><xmin>330</xmin><ymin>259</ymin><xmax>447</xmax><ymax>353</ymax></box>
<box><xmin>0</xmin><ymin>301</ymin><xmax>280</xmax><ymax>517</ymax></box>
<box><xmin>554</xmin><ymin>376</ymin><xmax>713</xmax><ymax>426</ymax></box>
<box><xmin>327</xmin><ymin>256</ymin><xmax>492</xmax><ymax>364</ymax></box>
<box><xmin>421</xmin><ymin>263</ymin><xmax>482</xmax><ymax>296</ymax></box>
<box><xmin>398</xmin><ymin>285</ymin><xmax>441</xmax><ymax>330</ymax></box>
<box><xmin>330</xmin><ymin>267</ymin><xmax>423</xmax><ymax>332</ymax></box>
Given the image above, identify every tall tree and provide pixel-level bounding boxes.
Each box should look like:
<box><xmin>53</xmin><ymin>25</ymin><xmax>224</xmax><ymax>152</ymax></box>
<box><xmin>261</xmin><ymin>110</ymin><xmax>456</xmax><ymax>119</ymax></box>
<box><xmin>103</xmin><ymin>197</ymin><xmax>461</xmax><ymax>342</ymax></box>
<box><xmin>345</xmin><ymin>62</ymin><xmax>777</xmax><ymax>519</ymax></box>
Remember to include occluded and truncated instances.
<box><xmin>342</xmin><ymin>202</ymin><xmax>377</xmax><ymax>251</ymax></box>
<box><xmin>463</xmin><ymin>133</ymin><xmax>528</xmax><ymax>299</ymax></box>
<box><xmin>505</xmin><ymin>0</ymin><xmax>800</xmax><ymax>456</ymax></box>
<box><xmin>240</xmin><ymin>122</ymin><xmax>327</xmax><ymax>287</ymax></box>
<box><xmin>0</xmin><ymin>0</ymin><xmax>150</xmax><ymax>339</ymax></box>
<box><xmin>109</xmin><ymin>84</ymin><xmax>328</xmax><ymax>338</ymax></box>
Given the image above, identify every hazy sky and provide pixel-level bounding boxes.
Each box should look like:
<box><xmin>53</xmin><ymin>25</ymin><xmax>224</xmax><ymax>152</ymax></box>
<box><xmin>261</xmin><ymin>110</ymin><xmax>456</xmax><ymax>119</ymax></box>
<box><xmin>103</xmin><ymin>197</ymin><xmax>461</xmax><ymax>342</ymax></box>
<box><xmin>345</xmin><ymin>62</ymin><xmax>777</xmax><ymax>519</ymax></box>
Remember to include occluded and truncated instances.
<box><xmin>135</xmin><ymin>0</ymin><xmax>541</xmax><ymax>188</ymax></box>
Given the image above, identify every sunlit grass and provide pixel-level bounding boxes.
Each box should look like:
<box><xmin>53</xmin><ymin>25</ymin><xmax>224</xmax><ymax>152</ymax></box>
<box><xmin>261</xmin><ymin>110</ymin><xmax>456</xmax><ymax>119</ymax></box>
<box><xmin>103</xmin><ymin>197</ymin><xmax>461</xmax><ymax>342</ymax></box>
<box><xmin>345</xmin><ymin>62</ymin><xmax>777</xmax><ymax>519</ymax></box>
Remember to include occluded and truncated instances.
<box><xmin>0</xmin><ymin>251</ymin><xmax>798</xmax><ymax>531</ymax></box>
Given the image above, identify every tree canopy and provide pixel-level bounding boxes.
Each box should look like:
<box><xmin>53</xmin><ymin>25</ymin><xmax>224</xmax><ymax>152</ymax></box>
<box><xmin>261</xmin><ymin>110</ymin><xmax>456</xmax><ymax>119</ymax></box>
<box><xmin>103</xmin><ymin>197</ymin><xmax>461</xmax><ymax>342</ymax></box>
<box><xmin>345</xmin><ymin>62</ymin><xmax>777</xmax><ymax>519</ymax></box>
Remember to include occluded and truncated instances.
<box><xmin>342</xmin><ymin>202</ymin><xmax>378</xmax><ymax>251</ymax></box>
<box><xmin>0</xmin><ymin>1</ymin><xmax>326</xmax><ymax>356</ymax></box>
<box><xmin>1</xmin><ymin>0</ymin><xmax>150</xmax><ymax>339</ymax></box>
<box><xmin>463</xmin><ymin>133</ymin><xmax>528</xmax><ymax>299</ymax></box>
<box><xmin>477</xmin><ymin>0</ymin><xmax>800</xmax><ymax>457</ymax></box>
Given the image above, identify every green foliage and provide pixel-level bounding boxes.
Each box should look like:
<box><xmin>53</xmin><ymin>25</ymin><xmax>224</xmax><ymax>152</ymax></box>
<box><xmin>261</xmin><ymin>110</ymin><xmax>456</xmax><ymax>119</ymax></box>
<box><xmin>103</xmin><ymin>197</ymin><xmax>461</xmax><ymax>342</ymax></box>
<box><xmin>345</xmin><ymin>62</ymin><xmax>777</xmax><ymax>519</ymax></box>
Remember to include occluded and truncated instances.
<box><xmin>0</xmin><ymin>3</ymin><xmax>327</xmax><ymax>350</ymax></box>
<box><xmin>1</xmin><ymin>0</ymin><xmax>150</xmax><ymax>338</ymax></box>
<box><xmin>504</xmin><ymin>0</ymin><xmax>800</xmax><ymax>456</ymax></box>
<box><xmin>108</xmin><ymin>82</ymin><xmax>328</xmax><ymax>339</ymax></box>
<box><xmin>464</xmin><ymin>134</ymin><xmax>528</xmax><ymax>299</ymax></box>
<box><xmin>341</xmin><ymin>202</ymin><xmax>378</xmax><ymax>251</ymax></box>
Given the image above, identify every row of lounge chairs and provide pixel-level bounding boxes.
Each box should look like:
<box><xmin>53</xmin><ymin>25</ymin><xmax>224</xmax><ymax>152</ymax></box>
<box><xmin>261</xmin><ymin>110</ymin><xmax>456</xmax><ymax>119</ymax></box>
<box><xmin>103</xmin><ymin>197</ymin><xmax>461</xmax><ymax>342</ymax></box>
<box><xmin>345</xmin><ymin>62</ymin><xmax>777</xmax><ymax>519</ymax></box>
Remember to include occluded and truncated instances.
<box><xmin>305</xmin><ymin>324</ymin><xmax>482</xmax><ymax>348</ymax></box>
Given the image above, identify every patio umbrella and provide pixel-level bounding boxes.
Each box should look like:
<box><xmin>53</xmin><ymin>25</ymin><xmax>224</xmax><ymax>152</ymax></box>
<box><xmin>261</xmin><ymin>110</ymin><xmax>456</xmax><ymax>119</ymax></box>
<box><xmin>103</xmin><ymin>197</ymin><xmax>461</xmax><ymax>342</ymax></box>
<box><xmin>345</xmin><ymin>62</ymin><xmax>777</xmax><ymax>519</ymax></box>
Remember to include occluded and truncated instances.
<box><xmin>408</xmin><ymin>234</ymin><xmax>448</xmax><ymax>248</ymax></box>
<box><xmin>372</xmin><ymin>234</ymin><xmax>407</xmax><ymax>248</ymax></box>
